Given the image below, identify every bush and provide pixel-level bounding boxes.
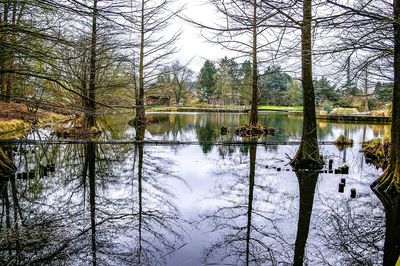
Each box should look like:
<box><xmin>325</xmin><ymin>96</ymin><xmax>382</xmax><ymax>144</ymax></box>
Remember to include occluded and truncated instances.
<box><xmin>336</xmin><ymin>98</ymin><xmax>353</xmax><ymax>108</ymax></box>
<box><xmin>367</xmin><ymin>98</ymin><xmax>379</xmax><ymax>110</ymax></box>
<box><xmin>323</xmin><ymin>102</ymin><xmax>334</xmax><ymax>113</ymax></box>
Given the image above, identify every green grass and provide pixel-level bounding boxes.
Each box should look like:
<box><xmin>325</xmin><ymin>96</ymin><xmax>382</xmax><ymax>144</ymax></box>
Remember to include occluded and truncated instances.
<box><xmin>147</xmin><ymin>106</ymin><xmax>178</xmax><ymax>112</ymax></box>
<box><xmin>258</xmin><ymin>105</ymin><xmax>303</xmax><ymax>111</ymax></box>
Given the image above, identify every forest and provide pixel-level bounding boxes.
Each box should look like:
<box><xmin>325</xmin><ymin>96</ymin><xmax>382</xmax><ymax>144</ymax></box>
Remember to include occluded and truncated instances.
<box><xmin>0</xmin><ymin>1</ymin><xmax>395</xmax><ymax>114</ymax></box>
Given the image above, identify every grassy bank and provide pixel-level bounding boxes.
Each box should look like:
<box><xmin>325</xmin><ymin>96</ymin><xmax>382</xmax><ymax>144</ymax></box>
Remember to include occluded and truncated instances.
<box><xmin>258</xmin><ymin>105</ymin><xmax>303</xmax><ymax>112</ymax></box>
<box><xmin>147</xmin><ymin>105</ymin><xmax>249</xmax><ymax>113</ymax></box>
<box><xmin>0</xmin><ymin>119</ymin><xmax>30</xmax><ymax>135</ymax></box>
<box><xmin>147</xmin><ymin>105</ymin><xmax>304</xmax><ymax>113</ymax></box>
<box><xmin>0</xmin><ymin>101</ymin><xmax>69</xmax><ymax>137</ymax></box>
<box><xmin>317</xmin><ymin>114</ymin><xmax>391</xmax><ymax>123</ymax></box>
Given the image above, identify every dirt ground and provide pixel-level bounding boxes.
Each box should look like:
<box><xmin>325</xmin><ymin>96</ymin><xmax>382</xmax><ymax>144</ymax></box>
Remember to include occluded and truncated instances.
<box><xmin>0</xmin><ymin>101</ymin><xmax>69</xmax><ymax>136</ymax></box>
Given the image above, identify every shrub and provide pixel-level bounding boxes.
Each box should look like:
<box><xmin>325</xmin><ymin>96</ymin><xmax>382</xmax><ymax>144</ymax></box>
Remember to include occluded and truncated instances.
<box><xmin>323</xmin><ymin>102</ymin><xmax>334</xmax><ymax>113</ymax></box>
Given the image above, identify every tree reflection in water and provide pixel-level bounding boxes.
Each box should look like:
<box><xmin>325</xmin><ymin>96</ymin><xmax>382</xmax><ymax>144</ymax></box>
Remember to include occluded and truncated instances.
<box><xmin>199</xmin><ymin>144</ymin><xmax>288</xmax><ymax>265</ymax></box>
<box><xmin>293</xmin><ymin>170</ymin><xmax>319</xmax><ymax>266</ymax></box>
<box><xmin>313</xmin><ymin>188</ymin><xmax>384</xmax><ymax>265</ymax></box>
<box><xmin>0</xmin><ymin>138</ymin><xmax>187</xmax><ymax>265</ymax></box>
<box><xmin>1</xmin><ymin>134</ymin><xmax>399</xmax><ymax>265</ymax></box>
<box><xmin>372</xmin><ymin>190</ymin><xmax>400</xmax><ymax>266</ymax></box>
<box><xmin>131</xmin><ymin>125</ymin><xmax>187</xmax><ymax>265</ymax></box>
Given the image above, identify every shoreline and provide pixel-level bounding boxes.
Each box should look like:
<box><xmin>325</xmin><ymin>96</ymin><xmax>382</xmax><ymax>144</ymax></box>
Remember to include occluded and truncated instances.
<box><xmin>147</xmin><ymin>107</ymin><xmax>391</xmax><ymax>123</ymax></box>
<box><xmin>1</xmin><ymin>104</ymin><xmax>392</xmax><ymax>138</ymax></box>
<box><xmin>316</xmin><ymin>114</ymin><xmax>391</xmax><ymax>123</ymax></box>
<box><xmin>0</xmin><ymin>101</ymin><xmax>70</xmax><ymax>138</ymax></box>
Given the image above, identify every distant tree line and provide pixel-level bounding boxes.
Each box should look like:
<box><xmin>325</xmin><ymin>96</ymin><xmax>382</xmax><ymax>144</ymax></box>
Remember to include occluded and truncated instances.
<box><xmin>190</xmin><ymin>58</ymin><xmax>393</xmax><ymax>109</ymax></box>
<box><xmin>195</xmin><ymin>59</ymin><xmax>302</xmax><ymax>106</ymax></box>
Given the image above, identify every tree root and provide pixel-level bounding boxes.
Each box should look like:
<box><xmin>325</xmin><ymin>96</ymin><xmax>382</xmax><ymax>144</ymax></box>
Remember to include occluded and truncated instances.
<box><xmin>290</xmin><ymin>144</ymin><xmax>324</xmax><ymax>171</ymax></box>
<box><xmin>234</xmin><ymin>123</ymin><xmax>275</xmax><ymax>139</ymax></box>
<box><xmin>362</xmin><ymin>138</ymin><xmax>390</xmax><ymax>169</ymax></box>
<box><xmin>53</xmin><ymin>125</ymin><xmax>101</xmax><ymax>139</ymax></box>
<box><xmin>371</xmin><ymin>163</ymin><xmax>400</xmax><ymax>194</ymax></box>
<box><xmin>334</xmin><ymin>135</ymin><xmax>353</xmax><ymax>151</ymax></box>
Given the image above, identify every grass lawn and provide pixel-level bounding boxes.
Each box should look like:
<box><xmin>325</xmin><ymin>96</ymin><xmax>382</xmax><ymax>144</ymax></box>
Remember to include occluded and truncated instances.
<box><xmin>258</xmin><ymin>105</ymin><xmax>303</xmax><ymax>111</ymax></box>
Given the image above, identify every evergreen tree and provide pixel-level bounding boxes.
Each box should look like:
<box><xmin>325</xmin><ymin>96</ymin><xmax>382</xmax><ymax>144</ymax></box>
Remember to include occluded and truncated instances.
<box><xmin>375</xmin><ymin>82</ymin><xmax>393</xmax><ymax>103</ymax></box>
<box><xmin>314</xmin><ymin>77</ymin><xmax>339</xmax><ymax>105</ymax></box>
<box><xmin>286</xmin><ymin>79</ymin><xmax>303</xmax><ymax>106</ymax></box>
<box><xmin>259</xmin><ymin>65</ymin><xmax>291</xmax><ymax>105</ymax></box>
<box><xmin>215</xmin><ymin>57</ymin><xmax>241</xmax><ymax>105</ymax></box>
<box><xmin>239</xmin><ymin>60</ymin><xmax>252</xmax><ymax>105</ymax></box>
<box><xmin>197</xmin><ymin>60</ymin><xmax>217</xmax><ymax>103</ymax></box>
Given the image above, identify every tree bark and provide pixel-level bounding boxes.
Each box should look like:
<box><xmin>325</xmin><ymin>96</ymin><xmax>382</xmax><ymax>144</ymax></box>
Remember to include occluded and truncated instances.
<box><xmin>249</xmin><ymin>0</ymin><xmax>258</xmax><ymax>125</ymax></box>
<box><xmin>135</xmin><ymin>0</ymin><xmax>146</xmax><ymax>126</ymax></box>
<box><xmin>291</xmin><ymin>0</ymin><xmax>323</xmax><ymax>169</ymax></box>
<box><xmin>87</xmin><ymin>0</ymin><xmax>98</xmax><ymax>128</ymax></box>
<box><xmin>372</xmin><ymin>0</ymin><xmax>400</xmax><ymax>193</ymax></box>
<box><xmin>1</xmin><ymin>2</ymin><xmax>11</xmax><ymax>102</ymax></box>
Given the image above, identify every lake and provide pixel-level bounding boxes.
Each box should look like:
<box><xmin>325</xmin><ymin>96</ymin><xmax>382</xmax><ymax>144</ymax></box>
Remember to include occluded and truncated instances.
<box><xmin>0</xmin><ymin>112</ymin><xmax>394</xmax><ymax>265</ymax></box>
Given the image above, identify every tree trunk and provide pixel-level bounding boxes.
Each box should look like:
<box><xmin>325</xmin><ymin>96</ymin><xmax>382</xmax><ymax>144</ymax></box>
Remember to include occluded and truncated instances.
<box><xmin>291</xmin><ymin>0</ymin><xmax>323</xmax><ymax>169</ymax></box>
<box><xmin>364</xmin><ymin>67</ymin><xmax>369</xmax><ymax>111</ymax></box>
<box><xmin>135</xmin><ymin>0</ymin><xmax>146</xmax><ymax>126</ymax></box>
<box><xmin>87</xmin><ymin>0</ymin><xmax>98</xmax><ymax>128</ymax></box>
<box><xmin>249</xmin><ymin>0</ymin><xmax>258</xmax><ymax>125</ymax></box>
<box><xmin>372</xmin><ymin>0</ymin><xmax>400</xmax><ymax>193</ymax></box>
<box><xmin>0</xmin><ymin>4</ymin><xmax>4</xmax><ymax>101</ymax></box>
<box><xmin>5</xmin><ymin>63</ymin><xmax>12</xmax><ymax>102</ymax></box>
<box><xmin>1</xmin><ymin>2</ymin><xmax>11</xmax><ymax>102</ymax></box>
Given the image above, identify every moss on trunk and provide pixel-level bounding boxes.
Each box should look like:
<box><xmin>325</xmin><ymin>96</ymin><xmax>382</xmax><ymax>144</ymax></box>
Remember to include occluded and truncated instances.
<box><xmin>372</xmin><ymin>161</ymin><xmax>400</xmax><ymax>194</ymax></box>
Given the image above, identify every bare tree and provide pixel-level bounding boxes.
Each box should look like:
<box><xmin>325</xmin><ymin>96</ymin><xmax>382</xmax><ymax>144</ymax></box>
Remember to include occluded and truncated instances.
<box><xmin>374</xmin><ymin>0</ymin><xmax>400</xmax><ymax>193</ymax></box>
<box><xmin>289</xmin><ymin>0</ymin><xmax>323</xmax><ymax>169</ymax></box>
<box><xmin>156</xmin><ymin>61</ymin><xmax>193</xmax><ymax>105</ymax></box>
<box><xmin>188</xmin><ymin>0</ymin><xmax>284</xmax><ymax>125</ymax></box>
<box><xmin>325</xmin><ymin>0</ymin><xmax>400</xmax><ymax>192</ymax></box>
<box><xmin>128</xmin><ymin>0</ymin><xmax>181</xmax><ymax>132</ymax></box>
<box><xmin>86</xmin><ymin>0</ymin><xmax>98</xmax><ymax>128</ymax></box>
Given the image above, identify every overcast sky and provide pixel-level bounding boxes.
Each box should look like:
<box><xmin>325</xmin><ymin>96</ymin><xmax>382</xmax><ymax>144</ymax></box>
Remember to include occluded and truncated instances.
<box><xmin>170</xmin><ymin>1</ymin><xmax>304</xmax><ymax>78</ymax></box>
<box><xmin>168</xmin><ymin>0</ymin><xmax>352</xmax><ymax>87</ymax></box>
<box><xmin>171</xmin><ymin>0</ymin><xmax>238</xmax><ymax>73</ymax></box>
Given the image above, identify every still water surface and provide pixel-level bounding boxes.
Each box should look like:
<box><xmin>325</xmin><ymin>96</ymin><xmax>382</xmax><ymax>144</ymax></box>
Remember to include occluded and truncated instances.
<box><xmin>0</xmin><ymin>112</ymin><xmax>395</xmax><ymax>265</ymax></box>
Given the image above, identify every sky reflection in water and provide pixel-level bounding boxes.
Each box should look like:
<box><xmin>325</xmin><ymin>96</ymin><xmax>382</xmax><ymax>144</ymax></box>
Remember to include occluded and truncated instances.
<box><xmin>0</xmin><ymin>112</ymin><xmax>394</xmax><ymax>265</ymax></box>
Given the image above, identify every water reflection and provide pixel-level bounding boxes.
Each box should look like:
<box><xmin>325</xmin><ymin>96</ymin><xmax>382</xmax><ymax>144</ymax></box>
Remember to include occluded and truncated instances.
<box><xmin>87</xmin><ymin>142</ymin><xmax>97</xmax><ymax>265</ymax></box>
<box><xmin>373</xmin><ymin>190</ymin><xmax>400</xmax><ymax>265</ymax></box>
<box><xmin>293</xmin><ymin>170</ymin><xmax>319</xmax><ymax>265</ymax></box>
<box><xmin>0</xmin><ymin>142</ymin><xmax>187</xmax><ymax>265</ymax></box>
<box><xmin>0</xmin><ymin>132</ymin><xmax>398</xmax><ymax>265</ymax></box>
<box><xmin>133</xmin><ymin>125</ymin><xmax>187</xmax><ymax>264</ymax></box>
<box><xmin>199</xmin><ymin>144</ymin><xmax>287</xmax><ymax>265</ymax></box>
